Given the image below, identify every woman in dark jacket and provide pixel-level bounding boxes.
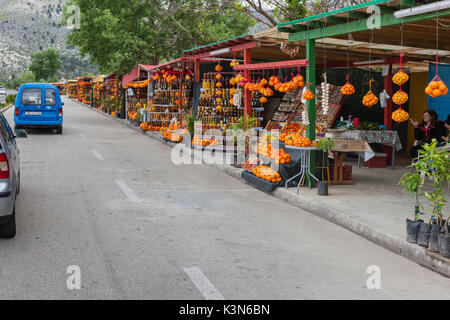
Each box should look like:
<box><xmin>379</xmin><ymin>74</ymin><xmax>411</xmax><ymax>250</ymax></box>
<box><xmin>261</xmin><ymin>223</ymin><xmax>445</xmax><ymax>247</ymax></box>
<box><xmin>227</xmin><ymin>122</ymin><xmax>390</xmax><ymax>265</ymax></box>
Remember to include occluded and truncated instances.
<box><xmin>409</xmin><ymin>110</ymin><xmax>447</xmax><ymax>159</ymax></box>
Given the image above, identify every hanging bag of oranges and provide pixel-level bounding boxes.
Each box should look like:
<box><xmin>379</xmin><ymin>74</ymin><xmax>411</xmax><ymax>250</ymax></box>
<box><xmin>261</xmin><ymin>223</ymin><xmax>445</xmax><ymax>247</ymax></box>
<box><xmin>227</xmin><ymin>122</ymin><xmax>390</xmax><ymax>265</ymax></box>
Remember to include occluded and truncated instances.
<box><xmin>341</xmin><ymin>75</ymin><xmax>356</xmax><ymax>96</ymax></box>
<box><xmin>302</xmin><ymin>82</ymin><xmax>315</xmax><ymax>100</ymax></box>
<box><xmin>392</xmin><ymin>53</ymin><xmax>410</xmax><ymax>123</ymax></box>
<box><xmin>362</xmin><ymin>79</ymin><xmax>378</xmax><ymax>107</ymax></box>
<box><xmin>425</xmin><ymin>55</ymin><xmax>448</xmax><ymax>97</ymax></box>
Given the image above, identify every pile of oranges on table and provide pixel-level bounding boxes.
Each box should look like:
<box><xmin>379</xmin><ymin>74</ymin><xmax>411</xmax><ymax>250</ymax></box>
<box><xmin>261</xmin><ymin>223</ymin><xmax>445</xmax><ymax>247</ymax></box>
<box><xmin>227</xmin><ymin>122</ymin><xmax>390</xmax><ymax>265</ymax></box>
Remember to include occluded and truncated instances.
<box><xmin>284</xmin><ymin>133</ymin><xmax>312</xmax><ymax>147</ymax></box>
<box><xmin>252</xmin><ymin>165</ymin><xmax>282</xmax><ymax>183</ymax></box>
<box><xmin>257</xmin><ymin>143</ymin><xmax>291</xmax><ymax>165</ymax></box>
<box><xmin>146</xmin><ymin>125</ymin><xmax>162</xmax><ymax>132</ymax></box>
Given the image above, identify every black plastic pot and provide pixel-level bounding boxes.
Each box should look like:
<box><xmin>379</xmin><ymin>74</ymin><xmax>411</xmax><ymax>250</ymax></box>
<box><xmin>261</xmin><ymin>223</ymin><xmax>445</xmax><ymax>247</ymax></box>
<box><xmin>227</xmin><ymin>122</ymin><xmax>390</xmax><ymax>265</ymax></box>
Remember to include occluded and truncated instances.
<box><xmin>428</xmin><ymin>222</ymin><xmax>446</xmax><ymax>252</ymax></box>
<box><xmin>406</xmin><ymin>219</ymin><xmax>422</xmax><ymax>243</ymax></box>
<box><xmin>438</xmin><ymin>220</ymin><xmax>450</xmax><ymax>258</ymax></box>
<box><xmin>317</xmin><ymin>181</ymin><xmax>329</xmax><ymax>196</ymax></box>
<box><xmin>417</xmin><ymin>221</ymin><xmax>431</xmax><ymax>247</ymax></box>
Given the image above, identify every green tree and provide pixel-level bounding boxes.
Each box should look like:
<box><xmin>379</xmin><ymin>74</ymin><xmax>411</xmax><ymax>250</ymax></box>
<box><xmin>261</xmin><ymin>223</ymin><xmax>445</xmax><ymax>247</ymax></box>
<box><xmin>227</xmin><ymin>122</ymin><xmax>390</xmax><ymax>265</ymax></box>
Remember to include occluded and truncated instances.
<box><xmin>14</xmin><ymin>72</ymin><xmax>36</xmax><ymax>89</ymax></box>
<box><xmin>29</xmin><ymin>48</ymin><xmax>62</xmax><ymax>82</ymax></box>
<box><xmin>64</xmin><ymin>0</ymin><xmax>255</xmax><ymax>75</ymax></box>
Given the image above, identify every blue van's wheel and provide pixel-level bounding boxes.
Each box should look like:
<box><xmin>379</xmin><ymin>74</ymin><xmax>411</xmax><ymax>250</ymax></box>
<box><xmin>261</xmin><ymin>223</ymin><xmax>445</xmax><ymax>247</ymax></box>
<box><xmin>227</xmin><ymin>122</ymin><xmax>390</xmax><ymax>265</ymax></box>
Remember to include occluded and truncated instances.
<box><xmin>56</xmin><ymin>126</ymin><xmax>63</xmax><ymax>134</ymax></box>
<box><xmin>0</xmin><ymin>207</ymin><xmax>16</xmax><ymax>239</ymax></box>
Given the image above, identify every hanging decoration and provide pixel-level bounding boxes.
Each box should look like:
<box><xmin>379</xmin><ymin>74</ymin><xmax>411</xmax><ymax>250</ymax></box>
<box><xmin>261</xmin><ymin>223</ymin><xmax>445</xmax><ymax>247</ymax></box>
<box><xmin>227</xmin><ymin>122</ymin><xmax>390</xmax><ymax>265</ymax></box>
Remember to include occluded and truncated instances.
<box><xmin>392</xmin><ymin>53</ymin><xmax>410</xmax><ymax>123</ymax></box>
<box><xmin>321</xmin><ymin>73</ymin><xmax>330</xmax><ymax>114</ymax></box>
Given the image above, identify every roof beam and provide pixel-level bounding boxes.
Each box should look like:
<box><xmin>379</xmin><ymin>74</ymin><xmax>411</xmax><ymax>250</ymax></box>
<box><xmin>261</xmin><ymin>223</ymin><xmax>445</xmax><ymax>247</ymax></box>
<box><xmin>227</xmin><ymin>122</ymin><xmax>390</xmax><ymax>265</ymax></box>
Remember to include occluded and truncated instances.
<box><xmin>185</xmin><ymin>41</ymin><xmax>260</xmax><ymax>60</ymax></box>
<box><xmin>326</xmin><ymin>16</ymin><xmax>348</xmax><ymax>24</ymax></box>
<box><xmin>233</xmin><ymin>59</ymin><xmax>309</xmax><ymax>71</ymax></box>
<box><xmin>347</xmin><ymin>11</ymin><xmax>368</xmax><ymax>19</ymax></box>
<box><xmin>288</xmin><ymin>9</ymin><xmax>450</xmax><ymax>42</ymax></box>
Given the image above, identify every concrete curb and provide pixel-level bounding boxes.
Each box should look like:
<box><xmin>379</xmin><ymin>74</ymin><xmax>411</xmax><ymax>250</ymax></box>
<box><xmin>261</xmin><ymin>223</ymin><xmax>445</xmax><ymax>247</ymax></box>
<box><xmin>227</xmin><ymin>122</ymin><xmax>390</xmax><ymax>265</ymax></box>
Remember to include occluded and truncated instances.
<box><xmin>0</xmin><ymin>104</ymin><xmax>13</xmax><ymax>113</ymax></box>
<box><xmin>75</xmin><ymin>99</ymin><xmax>450</xmax><ymax>278</ymax></box>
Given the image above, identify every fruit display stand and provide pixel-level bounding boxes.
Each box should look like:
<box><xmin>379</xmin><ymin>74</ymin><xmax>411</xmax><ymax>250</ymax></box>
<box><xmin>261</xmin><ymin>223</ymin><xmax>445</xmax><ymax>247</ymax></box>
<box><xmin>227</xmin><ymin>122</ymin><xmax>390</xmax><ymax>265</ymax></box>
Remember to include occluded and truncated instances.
<box><xmin>148</xmin><ymin>70</ymin><xmax>193</xmax><ymax>129</ymax></box>
<box><xmin>124</xmin><ymin>80</ymin><xmax>150</xmax><ymax>124</ymax></box>
<box><xmin>77</xmin><ymin>77</ymin><xmax>93</xmax><ymax>105</ymax></box>
<box><xmin>198</xmin><ymin>70</ymin><xmax>247</xmax><ymax>129</ymax></box>
<box><xmin>66</xmin><ymin>81</ymin><xmax>78</xmax><ymax>99</ymax></box>
<box><xmin>93</xmin><ymin>76</ymin><xmax>106</xmax><ymax>110</ymax></box>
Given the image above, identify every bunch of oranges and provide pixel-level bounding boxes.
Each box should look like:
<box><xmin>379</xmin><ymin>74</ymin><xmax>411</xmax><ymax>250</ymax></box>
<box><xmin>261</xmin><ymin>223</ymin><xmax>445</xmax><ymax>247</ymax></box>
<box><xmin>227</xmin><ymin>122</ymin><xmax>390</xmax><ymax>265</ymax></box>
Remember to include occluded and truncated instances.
<box><xmin>302</xmin><ymin>89</ymin><xmax>315</xmax><ymax>100</ymax></box>
<box><xmin>425</xmin><ymin>80</ymin><xmax>449</xmax><ymax>98</ymax></box>
<box><xmin>392</xmin><ymin>71</ymin><xmax>410</xmax><ymax>86</ymax></box>
<box><xmin>215</xmin><ymin>63</ymin><xmax>223</xmax><ymax>72</ymax></box>
<box><xmin>283</xmin><ymin>123</ymin><xmax>302</xmax><ymax>134</ymax></box>
<box><xmin>193</xmin><ymin>136</ymin><xmax>215</xmax><ymax>146</ymax></box>
<box><xmin>362</xmin><ymin>91</ymin><xmax>378</xmax><ymax>107</ymax></box>
<box><xmin>284</xmin><ymin>133</ymin><xmax>312</xmax><ymax>147</ymax></box>
<box><xmin>392</xmin><ymin>108</ymin><xmax>410</xmax><ymax>123</ymax></box>
<box><xmin>341</xmin><ymin>83</ymin><xmax>356</xmax><ymax>96</ymax></box>
<box><xmin>252</xmin><ymin>165</ymin><xmax>282</xmax><ymax>183</ymax></box>
<box><xmin>147</xmin><ymin>125</ymin><xmax>161</xmax><ymax>132</ymax></box>
<box><xmin>272</xmin><ymin>149</ymin><xmax>291</xmax><ymax>165</ymax></box>
<box><xmin>269</xmin><ymin>75</ymin><xmax>279</xmax><ymax>87</ymax></box>
<box><xmin>230</xmin><ymin>60</ymin><xmax>240</xmax><ymax>67</ymax></box>
<box><xmin>140</xmin><ymin>122</ymin><xmax>148</xmax><ymax>131</ymax></box>
<box><xmin>392</xmin><ymin>90</ymin><xmax>409</xmax><ymax>105</ymax></box>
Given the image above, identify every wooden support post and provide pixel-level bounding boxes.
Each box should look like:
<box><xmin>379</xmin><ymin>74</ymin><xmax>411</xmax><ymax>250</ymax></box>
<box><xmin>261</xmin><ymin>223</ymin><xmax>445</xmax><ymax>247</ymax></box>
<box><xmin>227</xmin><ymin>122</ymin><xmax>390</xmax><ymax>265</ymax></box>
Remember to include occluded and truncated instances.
<box><xmin>244</xmin><ymin>48</ymin><xmax>252</xmax><ymax>119</ymax></box>
<box><xmin>194</xmin><ymin>59</ymin><xmax>200</xmax><ymax>84</ymax></box>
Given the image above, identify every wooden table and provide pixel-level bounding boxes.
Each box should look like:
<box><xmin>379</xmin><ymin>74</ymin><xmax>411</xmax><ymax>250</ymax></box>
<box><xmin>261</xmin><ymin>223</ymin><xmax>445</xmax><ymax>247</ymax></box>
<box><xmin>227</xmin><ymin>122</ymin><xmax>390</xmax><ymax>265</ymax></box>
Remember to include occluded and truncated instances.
<box><xmin>329</xmin><ymin>140</ymin><xmax>374</xmax><ymax>185</ymax></box>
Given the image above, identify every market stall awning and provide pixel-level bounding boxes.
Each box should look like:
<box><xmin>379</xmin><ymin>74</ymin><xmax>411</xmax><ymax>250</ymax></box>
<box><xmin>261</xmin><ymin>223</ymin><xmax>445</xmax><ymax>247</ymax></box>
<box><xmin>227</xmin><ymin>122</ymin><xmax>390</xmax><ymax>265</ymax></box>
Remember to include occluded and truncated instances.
<box><xmin>93</xmin><ymin>75</ymin><xmax>106</xmax><ymax>83</ymax></box>
<box><xmin>148</xmin><ymin>58</ymin><xmax>194</xmax><ymax>72</ymax></box>
<box><xmin>276</xmin><ymin>0</ymin><xmax>450</xmax><ymax>65</ymax></box>
<box><xmin>122</xmin><ymin>64</ymin><xmax>154</xmax><ymax>86</ymax></box>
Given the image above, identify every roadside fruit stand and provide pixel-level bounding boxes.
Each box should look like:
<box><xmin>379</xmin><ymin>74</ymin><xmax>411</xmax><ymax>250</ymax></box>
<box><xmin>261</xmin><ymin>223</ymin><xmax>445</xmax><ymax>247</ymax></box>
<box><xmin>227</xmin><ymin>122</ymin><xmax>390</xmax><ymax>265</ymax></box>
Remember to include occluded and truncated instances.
<box><xmin>122</xmin><ymin>64</ymin><xmax>153</xmax><ymax>123</ymax></box>
<box><xmin>93</xmin><ymin>75</ymin><xmax>106</xmax><ymax>110</ymax></box>
<box><xmin>77</xmin><ymin>77</ymin><xmax>93</xmax><ymax>105</ymax></box>
<box><xmin>66</xmin><ymin>80</ymin><xmax>78</xmax><ymax>99</ymax></box>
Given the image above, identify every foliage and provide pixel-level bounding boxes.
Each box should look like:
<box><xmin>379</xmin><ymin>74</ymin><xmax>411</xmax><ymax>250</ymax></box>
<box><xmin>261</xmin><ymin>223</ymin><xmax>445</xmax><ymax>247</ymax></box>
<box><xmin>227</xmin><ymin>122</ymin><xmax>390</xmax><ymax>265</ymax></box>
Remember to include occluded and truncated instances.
<box><xmin>349</xmin><ymin>121</ymin><xmax>381</xmax><ymax>131</ymax></box>
<box><xmin>399</xmin><ymin>140</ymin><xmax>449</xmax><ymax>221</ymax></box>
<box><xmin>229</xmin><ymin>116</ymin><xmax>258</xmax><ymax>131</ymax></box>
<box><xmin>29</xmin><ymin>48</ymin><xmax>62</xmax><ymax>82</ymax></box>
<box><xmin>14</xmin><ymin>72</ymin><xmax>36</xmax><ymax>89</ymax></box>
<box><xmin>317</xmin><ymin>137</ymin><xmax>334</xmax><ymax>153</ymax></box>
<box><xmin>64</xmin><ymin>0</ymin><xmax>255</xmax><ymax>75</ymax></box>
<box><xmin>184</xmin><ymin>115</ymin><xmax>195</xmax><ymax>138</ymax></box>
<box><xmin>6</xmin><ymin>95</ymin><xmax>16</xmax><ymax>105</ymax></box>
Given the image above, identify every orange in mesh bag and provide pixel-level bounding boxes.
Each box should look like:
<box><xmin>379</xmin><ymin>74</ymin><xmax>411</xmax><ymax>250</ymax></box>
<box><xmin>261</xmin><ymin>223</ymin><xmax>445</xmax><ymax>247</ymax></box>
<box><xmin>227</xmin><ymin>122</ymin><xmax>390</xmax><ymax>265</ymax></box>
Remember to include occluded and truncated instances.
<box><xmin>392</xmin><ymin>107</ymin><xmax>410</xmax><ymax>123</ymax></box>
<box><xmin>362</xmin><ymin>79</ymin><xmax>378</xmax><ymax>107</ymax></box>
<box><xmin>425</xmin><ymin>54</ymin><xmax>449</xmax><ymax>98</ymax></box>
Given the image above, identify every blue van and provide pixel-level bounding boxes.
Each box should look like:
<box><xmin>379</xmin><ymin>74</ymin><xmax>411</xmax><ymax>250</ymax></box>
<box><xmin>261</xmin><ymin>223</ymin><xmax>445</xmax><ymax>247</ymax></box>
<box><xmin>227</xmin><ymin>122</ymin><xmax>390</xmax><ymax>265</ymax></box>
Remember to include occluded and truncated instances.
<box><xmin>14</xmin><ymin>83</ymin><xmax>64</xmax><ymax>134</ymax></box>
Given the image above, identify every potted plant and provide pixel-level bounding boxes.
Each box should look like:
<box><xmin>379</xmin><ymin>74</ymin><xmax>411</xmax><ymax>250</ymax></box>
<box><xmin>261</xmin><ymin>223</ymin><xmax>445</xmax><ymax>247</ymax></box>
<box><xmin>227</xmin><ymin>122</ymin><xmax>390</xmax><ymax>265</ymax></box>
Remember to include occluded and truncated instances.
<box><xmin>399</xmin><ymin>171</ymin><xmax>425</xmax><ymax>243</ymax></box>
<box><xmin>400</xmin><ymin>140</ymin><xmax>449</xmax><ymax>249</ymax></box>
<box><xmin>317</xmin><ymin>138</ymin><xmax>335</xmax><ymax>196</ymax></box>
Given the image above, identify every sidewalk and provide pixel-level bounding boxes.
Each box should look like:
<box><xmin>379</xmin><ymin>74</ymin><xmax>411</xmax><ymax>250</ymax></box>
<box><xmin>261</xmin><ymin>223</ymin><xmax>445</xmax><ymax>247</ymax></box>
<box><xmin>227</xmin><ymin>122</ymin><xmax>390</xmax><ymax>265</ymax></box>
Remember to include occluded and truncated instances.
<box><xmin>77</xmin><ymin>100</ymin><xmax>450</xmax><ymax>277</ymax></box>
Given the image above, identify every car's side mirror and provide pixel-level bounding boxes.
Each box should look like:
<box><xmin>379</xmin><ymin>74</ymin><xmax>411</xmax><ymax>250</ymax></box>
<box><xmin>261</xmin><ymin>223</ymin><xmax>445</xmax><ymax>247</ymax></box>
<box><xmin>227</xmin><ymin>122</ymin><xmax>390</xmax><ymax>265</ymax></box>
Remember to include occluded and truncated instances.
<box><xmin>15</xmin><ymin>129</ymin><xmax>27</xmax><ymax>138</ymax></box>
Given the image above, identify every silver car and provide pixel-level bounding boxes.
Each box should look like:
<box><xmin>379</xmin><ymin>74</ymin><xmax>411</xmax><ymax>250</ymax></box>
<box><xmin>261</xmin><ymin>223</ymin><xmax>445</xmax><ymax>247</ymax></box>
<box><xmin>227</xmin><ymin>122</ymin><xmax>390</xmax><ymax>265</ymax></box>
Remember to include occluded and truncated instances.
<box><xmin>0</xmin><ymin>111</ymin><xmax>25</xmax><ymax>238</ymax></box>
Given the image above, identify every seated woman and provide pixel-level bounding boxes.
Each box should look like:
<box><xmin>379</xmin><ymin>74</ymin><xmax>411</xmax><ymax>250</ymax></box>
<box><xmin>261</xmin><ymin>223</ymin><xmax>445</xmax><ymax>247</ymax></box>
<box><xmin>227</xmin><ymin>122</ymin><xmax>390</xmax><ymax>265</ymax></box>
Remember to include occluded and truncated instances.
<box><xmin>409</xmin><ymin>109</ymin><xmax>447</xmax><ymax>159</ymax></box>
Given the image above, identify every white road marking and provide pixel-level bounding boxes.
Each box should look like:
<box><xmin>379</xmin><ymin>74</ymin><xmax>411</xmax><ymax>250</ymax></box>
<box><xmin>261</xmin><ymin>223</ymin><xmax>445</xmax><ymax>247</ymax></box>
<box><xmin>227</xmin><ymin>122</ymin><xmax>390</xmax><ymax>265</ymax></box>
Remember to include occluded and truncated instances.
<box><xmin>92</xmin><ymin>150</ymin><xmax>104</xmax><ymax>161</ymax></box>
<box><xmin>115</xmin><ymin>179</ymin><xmax>141</xmax><ymax>204</ymax></box>
<box><xmin>183</xmin><ymin>267</ymin><xmax>225</xmax><ymax>300</ymax></box>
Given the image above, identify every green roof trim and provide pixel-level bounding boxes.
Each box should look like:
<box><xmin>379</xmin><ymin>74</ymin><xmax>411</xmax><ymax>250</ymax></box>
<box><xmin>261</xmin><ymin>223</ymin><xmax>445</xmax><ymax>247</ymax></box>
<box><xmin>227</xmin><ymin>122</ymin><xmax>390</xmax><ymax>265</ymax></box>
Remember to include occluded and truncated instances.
<box><xmin>278</xmin><ymin>0</ymin><xmax>392</xmax><ymax>29</ymax></box>
<box><xmin>183</xmin><ymin>34</ymin><xmax>251</xmax><ymax>54</ymax></box>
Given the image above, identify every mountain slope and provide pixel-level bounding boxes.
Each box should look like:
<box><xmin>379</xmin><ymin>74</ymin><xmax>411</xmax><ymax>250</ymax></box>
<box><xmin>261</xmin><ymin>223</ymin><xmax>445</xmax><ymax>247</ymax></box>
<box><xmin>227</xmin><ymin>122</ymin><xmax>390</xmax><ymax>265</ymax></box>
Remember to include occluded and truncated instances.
<box><xmin>0</xmin><ymin>0</ymin><xmax>96</xmax><ymax>82</ymax></box>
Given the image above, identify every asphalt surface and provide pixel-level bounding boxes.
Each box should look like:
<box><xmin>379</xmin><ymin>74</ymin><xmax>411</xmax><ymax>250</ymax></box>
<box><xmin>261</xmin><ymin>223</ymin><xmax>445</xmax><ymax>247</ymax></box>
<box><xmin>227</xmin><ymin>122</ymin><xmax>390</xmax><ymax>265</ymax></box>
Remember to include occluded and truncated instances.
<box><xmin>0</xmin><ymin>97</ymin><xmax>449</xmax><ymax>300</ymax></box>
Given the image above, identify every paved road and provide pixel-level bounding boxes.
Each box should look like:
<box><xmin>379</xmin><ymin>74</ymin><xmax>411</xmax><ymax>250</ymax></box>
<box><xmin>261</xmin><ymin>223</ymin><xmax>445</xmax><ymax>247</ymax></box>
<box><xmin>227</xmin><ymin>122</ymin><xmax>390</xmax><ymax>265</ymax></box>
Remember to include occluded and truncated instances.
<box><xmin>0</xmin><ymin>98</ymin><xmax>449</xmax><ymax>300</ymax></box>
